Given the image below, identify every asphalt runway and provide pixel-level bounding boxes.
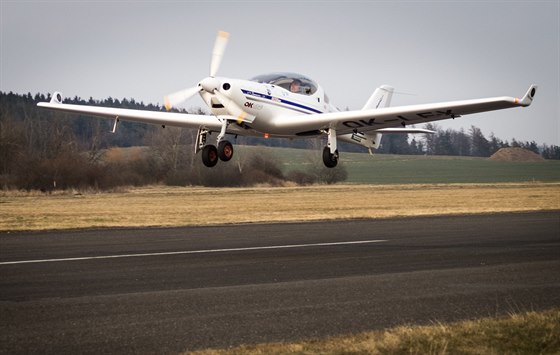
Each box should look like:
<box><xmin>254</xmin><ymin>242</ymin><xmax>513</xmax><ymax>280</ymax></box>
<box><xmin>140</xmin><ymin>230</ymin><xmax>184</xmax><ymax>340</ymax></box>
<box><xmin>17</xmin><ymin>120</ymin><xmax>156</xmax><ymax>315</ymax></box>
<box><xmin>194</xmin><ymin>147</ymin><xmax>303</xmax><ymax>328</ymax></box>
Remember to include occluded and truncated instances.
<box><xmin>1</xmin><ymin>211</ymin><xmax>559</xmax><ymax>354</ymax></box>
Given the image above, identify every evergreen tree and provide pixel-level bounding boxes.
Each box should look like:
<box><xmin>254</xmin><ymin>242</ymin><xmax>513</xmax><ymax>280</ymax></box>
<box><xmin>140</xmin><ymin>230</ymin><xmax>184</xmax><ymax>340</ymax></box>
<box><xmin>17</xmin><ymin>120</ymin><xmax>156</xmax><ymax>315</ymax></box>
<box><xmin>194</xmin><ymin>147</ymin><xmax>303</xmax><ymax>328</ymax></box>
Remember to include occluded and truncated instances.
<box><xmin>435</xmin><ymin>129</ymin><xmax>456</xmax><ymax>155</ymax></box>
<box><xmin>423</xmin><ymin>123</ymin><xmax>438</xmax><ymax>155</ymax></box>
<box><xmin>453</xmin><ymin>128</ymin><xmax>471</xmax><ymax>156</ymax></box>
<box><xmin>470</xmin><ymin>126</ymin><xmax>491</xmax><ymax>157</ymax></box>
<box><xmin>379</xmin><ymin>134</ymin><xmax>410</xmax><ymax>154</ymax></box>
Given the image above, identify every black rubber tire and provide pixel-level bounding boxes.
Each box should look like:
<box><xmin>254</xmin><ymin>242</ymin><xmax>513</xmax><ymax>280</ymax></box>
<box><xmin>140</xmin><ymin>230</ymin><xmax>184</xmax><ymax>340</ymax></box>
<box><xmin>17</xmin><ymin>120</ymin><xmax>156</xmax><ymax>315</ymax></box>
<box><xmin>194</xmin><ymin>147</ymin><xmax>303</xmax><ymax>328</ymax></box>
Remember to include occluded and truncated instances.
<box><xmin>202</xmin><ymin>145</ymin><xmax>219</xmax><ymax>167</ymax></box>
<box><xmin>322</xmin><ymin>146</ymin><xmax>338</xmax><ymax>168</ymax></box>
<box><xmin>218</xmin><ymin>140</ymin><xmax>234</xmax><ymax>162</ymax></box>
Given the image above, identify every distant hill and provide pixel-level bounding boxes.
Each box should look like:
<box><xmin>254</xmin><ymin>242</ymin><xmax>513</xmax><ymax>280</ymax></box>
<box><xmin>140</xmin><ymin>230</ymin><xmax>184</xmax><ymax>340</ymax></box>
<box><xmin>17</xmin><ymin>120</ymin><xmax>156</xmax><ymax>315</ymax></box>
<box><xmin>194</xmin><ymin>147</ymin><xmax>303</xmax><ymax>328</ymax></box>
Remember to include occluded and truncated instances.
<box><xmin>489</xmin><ymin>147</ymin><xmax>545</xmax><ymax>162</ymax></box>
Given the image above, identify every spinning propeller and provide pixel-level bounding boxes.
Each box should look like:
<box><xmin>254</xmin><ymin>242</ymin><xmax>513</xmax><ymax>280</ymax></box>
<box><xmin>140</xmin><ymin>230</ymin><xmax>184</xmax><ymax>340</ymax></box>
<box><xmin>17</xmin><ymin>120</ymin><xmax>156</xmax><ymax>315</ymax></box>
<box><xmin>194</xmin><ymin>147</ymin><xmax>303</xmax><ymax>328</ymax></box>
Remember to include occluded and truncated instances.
<box><xmin>164</xmin><ymin>31</ymin><xmax>235</xmax><ymax>112</ymax></box>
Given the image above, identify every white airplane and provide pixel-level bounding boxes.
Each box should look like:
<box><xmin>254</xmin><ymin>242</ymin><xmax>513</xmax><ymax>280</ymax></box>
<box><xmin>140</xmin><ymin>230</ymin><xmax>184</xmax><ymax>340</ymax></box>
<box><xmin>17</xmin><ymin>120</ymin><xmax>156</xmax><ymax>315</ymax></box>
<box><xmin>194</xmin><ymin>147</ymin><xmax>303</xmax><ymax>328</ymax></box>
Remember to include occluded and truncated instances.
<box><xmin>38</xmin><ymin>31</ymin><xmax>537</xmax><ymax>168</ymax></box>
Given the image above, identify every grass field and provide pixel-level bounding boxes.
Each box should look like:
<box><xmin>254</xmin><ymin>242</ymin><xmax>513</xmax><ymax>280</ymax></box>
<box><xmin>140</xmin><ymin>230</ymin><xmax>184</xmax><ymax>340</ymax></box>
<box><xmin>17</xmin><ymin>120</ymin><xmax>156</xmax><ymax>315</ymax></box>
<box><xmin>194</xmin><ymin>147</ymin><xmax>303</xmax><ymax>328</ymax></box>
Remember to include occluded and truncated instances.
<box><xmin>187</xmin><ymin>308</ymin><xmax>560</xmax><ymax>355</ymax></box>
<box><xmin>240</xmin><ymin>145</ymin><xmax>560</xmax><ymax>184</ymax></box>
<box><xmin>1</xmin><ymin>183</ymin><xmax>559</xmax><ymax>231</ymax></box>
<box><xmin>342</xmin><ymin>154</ymin><xmax>560</xmax><ymax>184</ymax></box>
<box><xmin>1</xmin><ymin>148</ymin><xmax>559</xmax><ymax>231</ymax></box>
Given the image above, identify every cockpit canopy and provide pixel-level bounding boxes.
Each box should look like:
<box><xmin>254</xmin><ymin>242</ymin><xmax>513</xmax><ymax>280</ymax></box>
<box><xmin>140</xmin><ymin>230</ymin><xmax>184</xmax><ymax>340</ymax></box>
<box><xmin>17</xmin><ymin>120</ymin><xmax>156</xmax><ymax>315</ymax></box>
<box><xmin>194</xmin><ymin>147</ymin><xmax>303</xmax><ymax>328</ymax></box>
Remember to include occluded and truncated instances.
<box><xmin>250</xmin><ymin>72</ymin><xmax>318</xmax><ymax>96</ymax></box>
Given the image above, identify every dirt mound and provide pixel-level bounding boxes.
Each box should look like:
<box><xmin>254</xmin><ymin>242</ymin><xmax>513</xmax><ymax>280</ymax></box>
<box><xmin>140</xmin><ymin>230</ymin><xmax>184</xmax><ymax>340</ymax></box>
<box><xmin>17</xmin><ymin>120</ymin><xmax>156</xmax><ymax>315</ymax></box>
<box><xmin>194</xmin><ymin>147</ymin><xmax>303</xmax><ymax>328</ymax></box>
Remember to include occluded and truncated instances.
<box><xmin>489</xmin><ymin>147</ymin><xmax>544</xmax><ymax>162</ymax></box>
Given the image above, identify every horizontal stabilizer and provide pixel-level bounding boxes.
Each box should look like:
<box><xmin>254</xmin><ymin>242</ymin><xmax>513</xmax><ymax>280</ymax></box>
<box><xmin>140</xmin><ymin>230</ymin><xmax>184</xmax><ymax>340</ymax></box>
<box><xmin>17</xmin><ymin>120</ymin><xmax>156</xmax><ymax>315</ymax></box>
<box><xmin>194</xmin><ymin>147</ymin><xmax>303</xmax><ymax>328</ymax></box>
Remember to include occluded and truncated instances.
<box><xmin>339</xmin><ymin>127</ymin><xmax>433</xmax><ymax>151</ymax></box>
<box><xmin>339</xmin><ymin>131</ymin><xmax>382</xmax><ymax>150</ymax></box>
<box><xmin>376</xmin><ymin>128</ymin><xmax>435</xmax><ymax>134</ymax></box>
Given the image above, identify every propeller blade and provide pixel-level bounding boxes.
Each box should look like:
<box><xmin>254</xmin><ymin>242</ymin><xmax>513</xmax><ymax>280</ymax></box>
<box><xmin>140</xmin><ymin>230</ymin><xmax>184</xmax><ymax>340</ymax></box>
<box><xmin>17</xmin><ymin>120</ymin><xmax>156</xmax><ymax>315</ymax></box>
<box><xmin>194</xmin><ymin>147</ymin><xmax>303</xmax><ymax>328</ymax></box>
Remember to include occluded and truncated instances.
<box><xmin>210</xmin><ymin>31</ymin><xmax>230</xmax><ymax>77</ymax></box>
<box><xmin>163</xmin><ymin>86</ymin><xmax>201</xmax><ymax>111</ymax></box>
<box><xmin>214</xmin><ymin>90</ymin><xmax>255</xmax><ymax>123</ymax></box>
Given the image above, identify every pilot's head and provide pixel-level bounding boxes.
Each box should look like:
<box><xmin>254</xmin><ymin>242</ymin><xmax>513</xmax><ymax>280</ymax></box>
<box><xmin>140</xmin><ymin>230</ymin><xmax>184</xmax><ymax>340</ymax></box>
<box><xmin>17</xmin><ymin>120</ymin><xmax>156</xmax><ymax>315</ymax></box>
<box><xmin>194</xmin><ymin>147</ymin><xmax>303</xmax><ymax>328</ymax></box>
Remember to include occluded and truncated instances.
<box><xmin>290</xmin><ymin>79</ymin><xmax>301</xmax><ymax>93</ymax></box>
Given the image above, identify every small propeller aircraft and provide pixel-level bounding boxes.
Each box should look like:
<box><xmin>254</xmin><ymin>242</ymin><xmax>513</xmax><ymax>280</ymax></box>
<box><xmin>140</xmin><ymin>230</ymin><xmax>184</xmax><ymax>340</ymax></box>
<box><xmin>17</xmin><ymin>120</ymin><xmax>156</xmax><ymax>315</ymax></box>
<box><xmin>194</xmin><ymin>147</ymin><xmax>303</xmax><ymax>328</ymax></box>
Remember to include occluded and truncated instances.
<box><xmin>38</xmin><ymin>31</ymin><xmax>537</xmax><ymax>168</ymax></box>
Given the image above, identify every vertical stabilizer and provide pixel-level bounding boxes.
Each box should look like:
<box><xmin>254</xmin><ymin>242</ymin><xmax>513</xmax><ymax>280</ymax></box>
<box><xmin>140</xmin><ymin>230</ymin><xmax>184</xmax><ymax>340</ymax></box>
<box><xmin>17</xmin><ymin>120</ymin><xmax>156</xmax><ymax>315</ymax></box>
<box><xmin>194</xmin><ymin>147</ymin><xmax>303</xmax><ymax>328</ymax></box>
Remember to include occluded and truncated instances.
<box><xmin>362</xmin><ymin>85</ymin><xmax>394</xmax><ymax>110</ymax></box>
<box><xmin>339</xmin><ymin>85</ymin><xmax>395</xmax><ymax>153</ymax></box>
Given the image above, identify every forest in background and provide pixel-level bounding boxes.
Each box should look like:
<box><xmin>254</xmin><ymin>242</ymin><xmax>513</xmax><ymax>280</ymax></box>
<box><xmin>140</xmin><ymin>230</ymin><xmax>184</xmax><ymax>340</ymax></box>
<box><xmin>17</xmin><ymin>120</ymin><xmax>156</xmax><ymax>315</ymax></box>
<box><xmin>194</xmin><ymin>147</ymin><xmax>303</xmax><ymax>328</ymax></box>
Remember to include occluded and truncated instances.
<box><xmin>1</xmin><ymin>91</ymin><xmax>558</xmax><ymax>191</ymax></box>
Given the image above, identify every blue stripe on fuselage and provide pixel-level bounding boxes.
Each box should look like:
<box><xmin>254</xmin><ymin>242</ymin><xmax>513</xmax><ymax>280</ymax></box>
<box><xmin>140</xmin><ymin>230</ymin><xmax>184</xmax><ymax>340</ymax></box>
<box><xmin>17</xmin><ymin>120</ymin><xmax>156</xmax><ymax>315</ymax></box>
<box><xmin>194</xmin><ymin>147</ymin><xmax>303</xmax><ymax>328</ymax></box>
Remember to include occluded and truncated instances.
<box><xmin>241</xmin><ymin>89</ymin><xmax>322</xmax><ymax>114</ymax></box>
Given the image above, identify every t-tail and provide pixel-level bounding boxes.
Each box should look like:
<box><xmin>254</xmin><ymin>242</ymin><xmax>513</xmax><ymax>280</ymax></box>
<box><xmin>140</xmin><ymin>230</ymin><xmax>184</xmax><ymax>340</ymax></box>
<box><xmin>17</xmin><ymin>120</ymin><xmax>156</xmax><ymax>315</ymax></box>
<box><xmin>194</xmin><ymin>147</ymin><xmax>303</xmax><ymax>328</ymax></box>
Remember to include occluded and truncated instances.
<box><xmin>339</xmin><ymin>85</ymin><xmax>394</xmax><ymax>153</ymax></box>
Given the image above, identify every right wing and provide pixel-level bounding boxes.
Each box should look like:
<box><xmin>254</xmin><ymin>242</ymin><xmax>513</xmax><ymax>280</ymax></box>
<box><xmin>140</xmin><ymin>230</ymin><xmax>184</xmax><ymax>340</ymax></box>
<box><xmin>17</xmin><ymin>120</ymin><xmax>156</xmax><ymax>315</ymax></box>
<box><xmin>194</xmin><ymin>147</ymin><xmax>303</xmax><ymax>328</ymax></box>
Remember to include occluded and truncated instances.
<box><xmin>271</xmin><ymin>85</ymin><xmax>537</xmax><ymax>136</ymax></box>
<box><xmin>37</xmin><ymin>92</ymin><xmax>222</xmax><ymax>130</ymax></box>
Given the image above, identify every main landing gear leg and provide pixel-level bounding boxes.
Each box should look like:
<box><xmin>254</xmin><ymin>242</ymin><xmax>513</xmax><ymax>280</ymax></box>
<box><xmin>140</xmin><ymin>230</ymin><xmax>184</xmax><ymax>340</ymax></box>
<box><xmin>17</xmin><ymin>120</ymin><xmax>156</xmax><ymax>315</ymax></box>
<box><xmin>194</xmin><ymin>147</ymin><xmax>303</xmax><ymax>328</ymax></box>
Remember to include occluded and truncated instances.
<box><xmin>322</xmin><ymin>128</ymin><xmax>339</xmax><ymax>168</ymax></box>
<box><xmin>195</xmin><ymin>127</ymin><xmax>207</xmax><ymax>155</ymax></box>
<box><xmin>216</xmin><ymin>119</ymin><xmax>234</xmax><ymax>162</ymax></box>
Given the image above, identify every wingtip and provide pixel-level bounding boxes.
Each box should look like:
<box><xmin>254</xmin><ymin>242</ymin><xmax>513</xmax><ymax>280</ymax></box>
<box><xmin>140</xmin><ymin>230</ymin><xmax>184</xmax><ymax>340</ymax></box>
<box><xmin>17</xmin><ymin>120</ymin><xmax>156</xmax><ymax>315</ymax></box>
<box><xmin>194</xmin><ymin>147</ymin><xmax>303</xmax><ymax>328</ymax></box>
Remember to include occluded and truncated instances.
<box><xmin>518</xmin><ymin>85</ymin><xmax>537</xmax><ymax>107</ymax></box>
<box><xmin>50</xmin><ymin>92</ymin><xmax>63</xmax><ymax>104</ymax></box>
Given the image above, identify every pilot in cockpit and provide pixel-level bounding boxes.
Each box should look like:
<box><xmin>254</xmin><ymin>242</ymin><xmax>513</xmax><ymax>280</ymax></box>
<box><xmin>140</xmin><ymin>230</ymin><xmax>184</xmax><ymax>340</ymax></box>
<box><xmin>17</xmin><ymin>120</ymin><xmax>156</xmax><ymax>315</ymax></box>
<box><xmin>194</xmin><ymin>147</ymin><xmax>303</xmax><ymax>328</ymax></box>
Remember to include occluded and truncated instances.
<box><xmin>290</xmin><ymin>79</ymin><xmax>301</xmax><ymax>93</ymax></box>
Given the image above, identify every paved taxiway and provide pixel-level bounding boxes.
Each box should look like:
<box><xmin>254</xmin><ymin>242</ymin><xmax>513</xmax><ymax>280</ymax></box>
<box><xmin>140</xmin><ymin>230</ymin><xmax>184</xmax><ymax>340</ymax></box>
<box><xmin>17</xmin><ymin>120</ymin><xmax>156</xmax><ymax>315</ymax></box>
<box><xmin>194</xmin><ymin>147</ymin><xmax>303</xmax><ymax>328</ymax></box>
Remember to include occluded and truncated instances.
<box><xmin>1</xmin><ymin>212</ymin><xmax>559</xmax><ymax>354</ymax></box>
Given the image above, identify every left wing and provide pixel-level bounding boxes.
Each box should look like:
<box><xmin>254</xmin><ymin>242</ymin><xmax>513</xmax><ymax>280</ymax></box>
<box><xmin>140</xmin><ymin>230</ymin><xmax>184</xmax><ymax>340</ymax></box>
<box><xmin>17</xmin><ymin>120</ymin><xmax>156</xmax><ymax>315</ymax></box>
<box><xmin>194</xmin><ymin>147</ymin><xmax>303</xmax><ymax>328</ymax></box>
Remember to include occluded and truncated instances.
<box><xmin>37</xmin><ymin>92</ymin><xmax>222</xmax><ymax>130</ymax></box>
<box><xmin>271</xmin><ymin>85</ymin><xmax>537</xmax><ymax>136</ymax></box>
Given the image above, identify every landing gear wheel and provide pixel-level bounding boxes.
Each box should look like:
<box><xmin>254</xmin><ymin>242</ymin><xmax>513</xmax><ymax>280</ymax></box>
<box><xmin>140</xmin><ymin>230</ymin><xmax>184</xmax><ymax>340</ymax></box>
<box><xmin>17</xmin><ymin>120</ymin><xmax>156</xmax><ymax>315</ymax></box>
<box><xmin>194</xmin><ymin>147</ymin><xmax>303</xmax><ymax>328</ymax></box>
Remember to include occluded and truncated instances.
<box><xmin>218</xmin><ymin>140</ymin><xmax>234</xmax><ymax>162</ymax></box>
<box><xmin>322</xmin><ymin>146</ymin><xmax>339</xmax><ymax>168</ymax></box>
<box><xmin>202</xmin><ymin>145</ymin><xmax>219</xmax><ymax>167</ymax></box>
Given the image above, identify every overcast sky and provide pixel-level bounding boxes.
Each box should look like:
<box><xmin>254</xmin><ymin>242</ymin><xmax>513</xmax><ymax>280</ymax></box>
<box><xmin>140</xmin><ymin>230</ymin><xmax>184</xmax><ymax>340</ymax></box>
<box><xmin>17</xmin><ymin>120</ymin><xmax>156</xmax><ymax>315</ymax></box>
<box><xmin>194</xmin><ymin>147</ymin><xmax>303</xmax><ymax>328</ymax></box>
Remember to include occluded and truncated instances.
<box><xmin>1</xmin><ymin>0</ymin><xmax>559</xmax><ymax>145</ymax></box>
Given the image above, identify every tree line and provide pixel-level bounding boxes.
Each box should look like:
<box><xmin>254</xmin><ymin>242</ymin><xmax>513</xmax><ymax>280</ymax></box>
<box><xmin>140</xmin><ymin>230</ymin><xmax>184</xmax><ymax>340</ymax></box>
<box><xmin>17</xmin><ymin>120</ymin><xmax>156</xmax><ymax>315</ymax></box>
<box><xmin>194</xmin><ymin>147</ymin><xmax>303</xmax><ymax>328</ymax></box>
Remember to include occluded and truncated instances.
<box><xmin>1</xmin><ymin>91</ymin><xmax>558</xmax><ymax>190</ymax></box>
<box><xmin>0</xmin><ymin>91</ymin><xmax>347</xmax><ymax>191</ymax></box>
<box><xmin>377</xmin><ymin>123</ymin><xmax>559</xmax><ymax>159</ymax></box>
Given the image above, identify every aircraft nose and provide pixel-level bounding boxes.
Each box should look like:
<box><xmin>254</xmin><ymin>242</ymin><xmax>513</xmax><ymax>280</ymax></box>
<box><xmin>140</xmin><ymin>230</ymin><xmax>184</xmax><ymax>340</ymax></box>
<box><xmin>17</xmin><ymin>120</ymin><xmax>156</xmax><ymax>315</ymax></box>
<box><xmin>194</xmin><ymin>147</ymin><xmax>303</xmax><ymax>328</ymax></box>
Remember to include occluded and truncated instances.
<box><xmin>199</xmin><ymin>77</ymin><xmax>221</xmax><ymax>93</ymax></box>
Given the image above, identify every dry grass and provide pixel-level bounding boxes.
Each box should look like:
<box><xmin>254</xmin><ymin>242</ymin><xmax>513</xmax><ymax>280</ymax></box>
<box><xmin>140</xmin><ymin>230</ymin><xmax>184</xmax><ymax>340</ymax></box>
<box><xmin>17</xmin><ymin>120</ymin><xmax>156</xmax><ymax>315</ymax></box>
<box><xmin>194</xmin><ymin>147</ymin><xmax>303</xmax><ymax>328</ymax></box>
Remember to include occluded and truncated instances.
<box><xmin>1</xmin><ymin>183</ymin><xmax>559</xmax><ymax>231</ymax></box>
<box><xmin>187</xmin><ymin>308</ymin><xmax>560</xmax><ymax>354</ymax></box>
